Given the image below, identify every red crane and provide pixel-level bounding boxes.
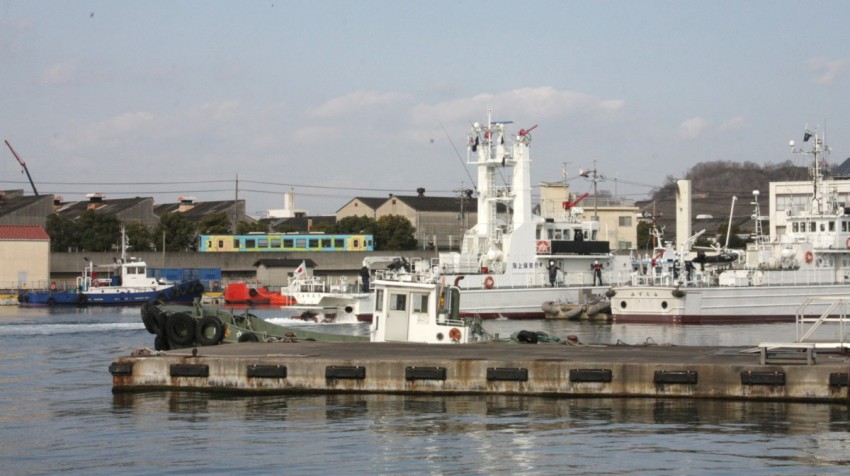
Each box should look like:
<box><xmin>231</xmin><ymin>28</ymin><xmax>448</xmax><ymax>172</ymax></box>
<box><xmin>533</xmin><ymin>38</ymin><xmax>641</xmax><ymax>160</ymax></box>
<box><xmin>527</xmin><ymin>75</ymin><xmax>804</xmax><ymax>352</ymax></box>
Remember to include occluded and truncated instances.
<box><xmin>4</xmin><ymin>140</ymin><xmax>38</xmax><ymax>195</ymax></box>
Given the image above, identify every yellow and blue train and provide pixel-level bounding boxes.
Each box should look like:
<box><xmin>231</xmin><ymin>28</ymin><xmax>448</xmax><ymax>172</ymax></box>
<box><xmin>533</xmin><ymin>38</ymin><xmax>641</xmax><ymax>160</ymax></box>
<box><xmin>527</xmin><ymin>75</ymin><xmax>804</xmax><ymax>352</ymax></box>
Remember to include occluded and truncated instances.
<box><xmin>198</xmin><ymin>233</ymin><xmax>374</xmax><ymax>252</ymax></box>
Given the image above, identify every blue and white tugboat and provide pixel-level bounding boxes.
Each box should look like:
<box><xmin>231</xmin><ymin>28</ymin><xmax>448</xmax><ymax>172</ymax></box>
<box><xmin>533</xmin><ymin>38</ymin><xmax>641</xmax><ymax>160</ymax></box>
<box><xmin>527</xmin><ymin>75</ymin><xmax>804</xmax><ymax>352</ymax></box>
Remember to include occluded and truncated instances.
<box><xmin>19</xmin><ymin>231</ymin><xmax>203</xmax><ymax>307</ymax></box>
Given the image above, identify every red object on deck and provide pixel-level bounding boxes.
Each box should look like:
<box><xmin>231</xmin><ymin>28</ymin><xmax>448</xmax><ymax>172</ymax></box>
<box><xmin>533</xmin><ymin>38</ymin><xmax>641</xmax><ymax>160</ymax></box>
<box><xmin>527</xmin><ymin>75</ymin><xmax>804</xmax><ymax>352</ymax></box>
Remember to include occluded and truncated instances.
<box><xmin>224</xmin><ymin>283</ymin><xmax>272</xmax><ymax>304</ymax></box>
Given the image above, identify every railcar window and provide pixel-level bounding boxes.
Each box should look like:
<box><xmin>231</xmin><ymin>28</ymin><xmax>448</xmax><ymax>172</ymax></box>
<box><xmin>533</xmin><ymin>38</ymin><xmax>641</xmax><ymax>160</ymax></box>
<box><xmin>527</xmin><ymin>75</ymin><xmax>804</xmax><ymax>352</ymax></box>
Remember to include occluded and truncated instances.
<box><xmin>353</xmin><ymin>239</ymin><xmax>360</xmax><ymax>248</ymax></box>
<box><xmin>284</xmin><ymin>239</ymin><xmax>294</xmax><ymax>248</ymax></box>
<box><xmin>309</xmin><ymin>239</ymin><xmax>319</xmax><ymax>248</ymax></box>
<box><xmin>232</xmin><ymin>238</ymin><xmax>239</xmax><ymax>248</ymax></box>
<box><xmin>246</xmin><ymin>239</ymin><xmax>256</xmax><ymax>248</ymax></box>
<box><xmin>259</xmin><ymin>238</ymin><xmax>268</xmax><ymax>248</ymax></box>
<box><xmin>334</xmin><ymin>239</ymin><xmax>344</xmax><ymax>247</ymax></box>
<box><xmin>271</xmin><ymin>238</ymin><xmax>281</xmax><ymax>248</ymax></box>
<box><xmin>296</xmin><ymin>238</ymin><xmax>306</xmax><ymax>248</ymax></box>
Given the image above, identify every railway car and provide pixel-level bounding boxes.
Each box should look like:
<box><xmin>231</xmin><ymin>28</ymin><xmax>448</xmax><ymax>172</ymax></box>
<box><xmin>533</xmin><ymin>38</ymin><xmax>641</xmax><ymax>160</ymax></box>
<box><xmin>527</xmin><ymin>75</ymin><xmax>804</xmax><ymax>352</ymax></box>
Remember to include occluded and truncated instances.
<box><xmin>198</xmin><ymin>233</ymin><xmax>374</xmax><ymax>252</ymax></box>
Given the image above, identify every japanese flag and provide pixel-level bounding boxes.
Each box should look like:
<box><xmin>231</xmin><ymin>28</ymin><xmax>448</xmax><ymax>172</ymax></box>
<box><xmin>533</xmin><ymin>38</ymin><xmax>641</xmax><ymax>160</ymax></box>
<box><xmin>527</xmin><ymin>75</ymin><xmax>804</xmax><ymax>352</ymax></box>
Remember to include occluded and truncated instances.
<box><xmin>294</xmin><ymin>261</ymin><xmax>306</xmax><ymax>277</ymax></box>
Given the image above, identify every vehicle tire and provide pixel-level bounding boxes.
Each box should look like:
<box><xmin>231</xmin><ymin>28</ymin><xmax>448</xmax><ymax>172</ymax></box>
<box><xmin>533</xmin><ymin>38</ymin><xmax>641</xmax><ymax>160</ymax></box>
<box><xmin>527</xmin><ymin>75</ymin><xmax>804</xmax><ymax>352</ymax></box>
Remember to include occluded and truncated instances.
<box><xmin>248</xmin><ymin>288</ymin><xmax>259</xmax><ymax>298</ymax></box>
<box><xmin>238</xmin><ymin>332</ymin><xmax>259</xmax><ymax>343</ymax></box>
<box><xmin>154</xmin><ymin>335</ymin><xmax>170</xmax><ymax>351</ymax></box>
<box><xmin>141</xmin><ymin>303</ymin><xmax>161</xmax><ymax>335</ymax></box>
<box><xmin>195</xmin><ymin>316</ymin><xmax>224</xmax><ymax>346</ymax></box>
<box><xmin>165</xmin><ymin>312</ymin><xmax>196</xmax><ymax>346</ymax></box>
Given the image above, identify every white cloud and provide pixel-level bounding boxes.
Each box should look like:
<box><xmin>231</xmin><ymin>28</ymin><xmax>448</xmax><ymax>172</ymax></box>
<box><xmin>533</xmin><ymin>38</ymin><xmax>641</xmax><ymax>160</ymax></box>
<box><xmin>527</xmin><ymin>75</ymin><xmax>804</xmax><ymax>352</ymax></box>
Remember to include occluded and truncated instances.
<box><xmin>808</xmin><ymin>57</ymin><xmax>850</xmax><ymax>85</ymax></box>
<box><xmin>718</xmin><ymin>116</ymin><xmax>746</xmax><ymax>132</ymax></box>
<box><xmin>187</xmin><ymin>100</ymin><xmax>243</xmax><ymax>124</ymax></box>
<box><xmin>678</xmin><ymin>117</ymin><xmax>710</xmax><ymax>140</ymax></box>
<box><xmin>307</xmin><ymin>91</ymin><xmax>409</xmax><ymax>119</ymax></box>
<box><xmin>411</xmin><ymin>86</ymin><xmax>624</xmax><ymax>128</ymax></box>
<box><xmin>41</xmin><ymin>60</ymin><xmax>78</xmax><ymax>85</ymax></box>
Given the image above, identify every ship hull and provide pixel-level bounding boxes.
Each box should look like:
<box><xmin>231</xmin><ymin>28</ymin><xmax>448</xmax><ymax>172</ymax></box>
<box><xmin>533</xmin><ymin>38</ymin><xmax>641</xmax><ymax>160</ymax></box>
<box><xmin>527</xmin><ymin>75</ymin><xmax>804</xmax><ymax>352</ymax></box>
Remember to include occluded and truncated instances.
<box><xmin>610</xmin><ymin>283</ymin><xmax>850</xmax><ymax>323</ymax></box>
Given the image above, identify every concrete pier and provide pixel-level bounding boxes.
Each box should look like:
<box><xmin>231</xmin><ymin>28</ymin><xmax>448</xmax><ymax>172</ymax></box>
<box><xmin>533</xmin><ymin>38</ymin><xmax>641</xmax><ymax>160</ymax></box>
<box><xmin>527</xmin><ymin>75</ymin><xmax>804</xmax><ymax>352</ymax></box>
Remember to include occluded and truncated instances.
<box><xmin>110</xmin><ymin>341</ymin><xmax>850</xmax><ymax>403</ymax></box>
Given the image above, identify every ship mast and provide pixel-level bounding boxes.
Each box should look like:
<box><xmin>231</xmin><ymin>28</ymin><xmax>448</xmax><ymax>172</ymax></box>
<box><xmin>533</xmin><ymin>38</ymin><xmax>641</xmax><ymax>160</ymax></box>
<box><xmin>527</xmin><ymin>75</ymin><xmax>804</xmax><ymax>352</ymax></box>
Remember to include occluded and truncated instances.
<box><xmin>790</xmin><ymin>127</ymin><xmax>830</xmax><ymax>215</ymax></box>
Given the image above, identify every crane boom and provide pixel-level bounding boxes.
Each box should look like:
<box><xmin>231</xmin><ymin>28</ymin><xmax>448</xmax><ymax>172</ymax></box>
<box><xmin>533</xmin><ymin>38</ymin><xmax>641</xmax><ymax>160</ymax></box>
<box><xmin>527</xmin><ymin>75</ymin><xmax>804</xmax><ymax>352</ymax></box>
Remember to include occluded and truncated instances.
<box><xmin>4</xmin><ymin>140</ymin><xmax>38</xmax><ymax>195</ymax></box>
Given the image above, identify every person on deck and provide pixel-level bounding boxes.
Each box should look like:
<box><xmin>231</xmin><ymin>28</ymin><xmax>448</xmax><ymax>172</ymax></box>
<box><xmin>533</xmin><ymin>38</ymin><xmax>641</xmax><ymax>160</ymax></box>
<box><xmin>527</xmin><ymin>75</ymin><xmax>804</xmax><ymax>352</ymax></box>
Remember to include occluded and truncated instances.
<box><xmin>547</xmin><ymin>260</ymin><xmax>560</xmax><ymax>287</ymax></box>
<box><xmin>592</xmin><ymin>260</ymin><xmax>603</xmax><ymax>286</ymax></box>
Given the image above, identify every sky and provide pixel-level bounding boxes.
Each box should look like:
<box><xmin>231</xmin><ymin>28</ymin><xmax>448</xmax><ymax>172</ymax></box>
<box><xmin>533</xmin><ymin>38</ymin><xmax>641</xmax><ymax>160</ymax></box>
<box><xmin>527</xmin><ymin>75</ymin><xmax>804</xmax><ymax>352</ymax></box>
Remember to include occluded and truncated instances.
<box><xmin>1</xmin><ymin>1</ymin><xmax>849</xmax><ymax>217</ymax></box>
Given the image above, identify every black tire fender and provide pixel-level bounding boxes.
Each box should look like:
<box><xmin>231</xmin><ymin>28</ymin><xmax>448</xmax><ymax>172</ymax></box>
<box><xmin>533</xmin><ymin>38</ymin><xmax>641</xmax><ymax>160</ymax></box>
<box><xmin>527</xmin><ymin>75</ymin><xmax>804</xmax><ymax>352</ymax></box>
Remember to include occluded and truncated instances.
<box><xmin>238</xmin><ymin>332</ymin><xmax>260</xmax><ymax>343</ymax></box>
<box><xmin>195</xmin><ymin>316</ymin><xmax>224</xmax><ymax>346</ymax></box>
<box><xmin>165</xmin><ymin>312</ymin><xmax>196</xmax><ymax>346</ymax></box>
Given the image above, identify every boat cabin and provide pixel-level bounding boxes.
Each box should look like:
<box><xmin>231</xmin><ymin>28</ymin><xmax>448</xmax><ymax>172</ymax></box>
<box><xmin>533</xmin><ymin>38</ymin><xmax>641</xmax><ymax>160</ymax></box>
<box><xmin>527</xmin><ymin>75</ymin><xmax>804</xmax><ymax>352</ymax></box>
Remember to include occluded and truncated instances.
<box><xmin>370</xmin><ymin>279</ymin><xmax>480</xmax><ymax>344</ymax></box>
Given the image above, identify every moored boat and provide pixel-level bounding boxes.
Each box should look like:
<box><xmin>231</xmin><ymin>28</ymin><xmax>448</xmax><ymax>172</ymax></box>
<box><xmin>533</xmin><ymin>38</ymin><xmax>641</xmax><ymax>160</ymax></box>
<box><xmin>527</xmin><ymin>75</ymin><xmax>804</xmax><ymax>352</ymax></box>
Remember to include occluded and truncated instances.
<box><xmin>434</xmin><ymin>112</ymin><xmax>630</xmax><ymax>319</ymax></box>
<box><xmin>609</xmin><ymin>127</ymin><xmax>850</xmax><ymax>323</ymax></box>
<box><xmin>18</xmin><ymin>255</ymin><xmax>203</xmax><ymax>307</ymax></box>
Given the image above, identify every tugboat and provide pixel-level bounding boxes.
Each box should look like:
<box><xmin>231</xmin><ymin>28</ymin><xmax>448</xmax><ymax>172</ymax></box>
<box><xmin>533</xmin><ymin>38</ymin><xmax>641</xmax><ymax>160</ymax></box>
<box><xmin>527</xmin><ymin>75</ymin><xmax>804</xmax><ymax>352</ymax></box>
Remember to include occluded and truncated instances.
<box><xmin>141</xmin><ymin>271</ymin><xmax>494</xmax><ymax>350</ymax></box>
<box><xmin>18</xmin><ymin>228</ymin><xmax>203</xmax><ymax>307</ymax></box>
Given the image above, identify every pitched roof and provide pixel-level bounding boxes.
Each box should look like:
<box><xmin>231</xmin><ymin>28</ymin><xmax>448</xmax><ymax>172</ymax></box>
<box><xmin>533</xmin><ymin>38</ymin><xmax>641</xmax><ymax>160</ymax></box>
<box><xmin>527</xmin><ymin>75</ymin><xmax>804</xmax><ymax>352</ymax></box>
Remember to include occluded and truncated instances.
<box><xmin>154</xmin><ymin>200</ymin><xmax>242</xmax><ymax>220</ymax></box>
<box><xmin>388</xmin><ymin>195</ymin><xmax>487</xmax><ymax>213</ymax></box>
<box><xmin>56</xmin><ymin>197</ymin><xmax>152</xmax><ymax>219</ymax></box>
<box><xmin>0</xmin><ymin>225</ymin><xmax>50</xmax><ymax>240</ymax></box>
<box><xmin>0</xmin><ymin>194</ymin><xmax>50</xmax><ymax>216</ymax></box>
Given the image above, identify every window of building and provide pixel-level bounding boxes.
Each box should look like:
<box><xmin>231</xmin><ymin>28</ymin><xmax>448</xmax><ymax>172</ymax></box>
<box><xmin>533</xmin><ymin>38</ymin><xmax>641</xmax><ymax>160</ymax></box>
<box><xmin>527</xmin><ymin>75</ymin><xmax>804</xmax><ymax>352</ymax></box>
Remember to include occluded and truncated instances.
<box><xmin>619</xmin><ymin>216</ymin><xmax>632</xmax><ymax>227</ymax></box>
<box><xmin>619</xmin><ymin>241</ymin><xmax>632</xmax><ymax>250</ymax></box>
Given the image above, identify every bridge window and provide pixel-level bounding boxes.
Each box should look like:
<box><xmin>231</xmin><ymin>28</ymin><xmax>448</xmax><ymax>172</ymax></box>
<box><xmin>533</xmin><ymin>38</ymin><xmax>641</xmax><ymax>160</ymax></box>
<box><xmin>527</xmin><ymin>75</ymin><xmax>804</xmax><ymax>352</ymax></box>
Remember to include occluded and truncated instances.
<box><xmin>390</xmin><ymin>293</ymin><xmax>406</xmax><ymax>311</ymax></box>
<box><xmin>810</xmin><ymin>222</ymin><xmax>816</xmax><ymax>232</ymax></box>
<box><xmin>830</xmin><ymin>222</ymin><xmax>835</xmax><ymax>232</ymax></box>
<box><xmin>793</xmin><ymin>222</ymin><xmax>799</xmax><ymax>233</ymax></box>
<box><xmin>375</xmin><ymin>289</ymin><xmax>384</xmax><ymax>311</ymax></box>
<box><xmin>413</xmin><ymin>294</ymin><xmax>429</xmax><ymax>313</ymax></box>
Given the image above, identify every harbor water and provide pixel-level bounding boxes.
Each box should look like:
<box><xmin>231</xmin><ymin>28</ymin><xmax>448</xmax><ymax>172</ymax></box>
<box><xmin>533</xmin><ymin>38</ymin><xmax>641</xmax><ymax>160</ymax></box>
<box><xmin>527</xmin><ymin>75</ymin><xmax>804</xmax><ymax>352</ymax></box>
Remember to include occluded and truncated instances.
<box><xmin>2</xmin><ymin>305</ymin><xmax>850</xmax><ymax>475</ymax></box>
